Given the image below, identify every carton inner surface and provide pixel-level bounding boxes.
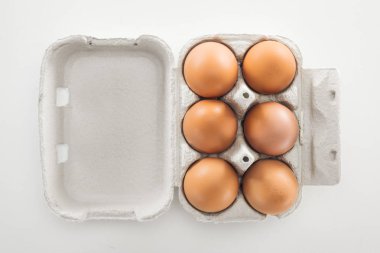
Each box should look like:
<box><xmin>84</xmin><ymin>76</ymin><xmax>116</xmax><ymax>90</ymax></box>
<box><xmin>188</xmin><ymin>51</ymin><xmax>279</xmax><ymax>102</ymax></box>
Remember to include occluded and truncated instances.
<box><xmin>40</xmin><ymin>36</ymin><xmax>175</xmax><ymax>220</ymax></box>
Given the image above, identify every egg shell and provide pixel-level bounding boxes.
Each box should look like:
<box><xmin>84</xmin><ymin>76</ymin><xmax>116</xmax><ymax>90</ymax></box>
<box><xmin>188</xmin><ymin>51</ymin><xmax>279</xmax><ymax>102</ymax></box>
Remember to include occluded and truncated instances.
<box><xmin>243</xmin><ymin>101</ymin><xmax>299</xmax><ymax>156</ymax></box>
<box><xmin>183</xmin><ymin>41</ymin><xmax>238</xmax><ymax>98</ymax></box>
<box><xmin>182</xmin><ymin>100</ymin><xmax>237</xmax><ymax>154</ymax></box>
<box><xmin>183</xmin><ymin>157</ymin><xmax>239</xmax><ymax>213</ymax></box>
<box><xmin>242</xmin><ymin>40</ymin><xmax>297</xmax><ymax>94</ymax></box>
<box><xmin>242</xmin><ymin>159</ymin><xmax>299</xmax><ymax>215</ymax></box>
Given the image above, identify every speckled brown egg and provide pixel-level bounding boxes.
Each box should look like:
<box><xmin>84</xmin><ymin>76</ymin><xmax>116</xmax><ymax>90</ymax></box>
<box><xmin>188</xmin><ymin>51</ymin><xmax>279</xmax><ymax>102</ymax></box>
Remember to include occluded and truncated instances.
<box><xmin>183</xmin><ymin>41</ymin><xmax>238</xmax><ymax>98</ymax></box>
<box><xmin>243</xmin><ymin>102</ymin><xmax>299</xmax><ymax>156</ymax></box>
<box><xmin>242</xmin><ymin>40</ymin><xmax>297</xmax><ymax>94</ymax></box>
<box><xmin>242</xmin><ymin>159</ymin><xmax>299</xmax><ymax>215</ymax></box>
<box><xmin>183</xmin><ymin>157</ymin><xmax>239</xmax><ymax>213</ymax></box>
<box><xmin>183</xmin><ymin>100</ymin><xmax>237</xmax><ymax>154</ymax></box>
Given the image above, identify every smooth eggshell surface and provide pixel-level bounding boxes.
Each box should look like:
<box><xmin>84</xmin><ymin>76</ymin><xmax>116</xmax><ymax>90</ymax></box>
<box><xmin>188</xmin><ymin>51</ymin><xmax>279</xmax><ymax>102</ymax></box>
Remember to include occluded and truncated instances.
<box><xmin>183</xmin><ymin>100</ymin><xmax>237</xmax><ymax>154</ymax></box>
<box><xmin>242</xmin><ymin>40</ymin><xmax>296</xmax><ymax>94</ymax></box>
<box><xmin>242</xmin><ymin>159</ymin><xmax>299</xmax><ymax>215</ymax></box>
<box><xmin>183</xmin><ymin>41</ymin><xmax>238</xmax><ymax>98</ymax></box>
<box><xmin>243</xmin><ymin>102</ymin><xmax>299</xmax><ymax>156</ymax></box>
<box><xmin>183</xmin><ymin>157</ymin><xmax>239</xmax><ymax>213</ymax></box>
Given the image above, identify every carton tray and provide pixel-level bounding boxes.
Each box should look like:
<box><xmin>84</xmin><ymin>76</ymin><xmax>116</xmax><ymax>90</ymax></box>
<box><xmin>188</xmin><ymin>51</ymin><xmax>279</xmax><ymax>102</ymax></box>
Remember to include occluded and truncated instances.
<box><xmin>39</xmin><ymin>34</ymin><xmax>340</xmax><ymax>222</ymax></box>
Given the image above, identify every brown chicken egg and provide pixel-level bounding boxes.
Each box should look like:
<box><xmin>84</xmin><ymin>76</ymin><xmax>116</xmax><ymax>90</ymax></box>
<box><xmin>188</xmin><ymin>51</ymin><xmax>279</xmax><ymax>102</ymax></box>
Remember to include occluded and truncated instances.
<box><xmin>242</xmin><ymin>159</ymin><xmax>299</xmax><ymax>215</ymax></box>
<box><xmin>243</xmin><ymin>102</ymin><xmax>299</xmax><ymax>156</ymax></box>
<box><xmin>183</xmin><ymin>157</ymin><xmax>239</xmax><ymax>213</ymax></box>
<box><xmin>183</xmin><ymin>100</ymin><xmax>237</xmax><ymax>154</ymax></box>
<box><xmin>183</xmin><ymin>41</ymin><xmax>238</xmax><ymax>98</ymax></box>
<box><xmin>242</xmin><ymin>40</ymin><xmax>297</xmax><ymax>94</ymax></box>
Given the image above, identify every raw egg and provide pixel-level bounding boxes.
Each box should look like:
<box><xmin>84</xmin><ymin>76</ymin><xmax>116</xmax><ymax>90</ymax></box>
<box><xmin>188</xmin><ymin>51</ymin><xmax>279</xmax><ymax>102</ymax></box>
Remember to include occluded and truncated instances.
<box><xmin>183</xmin><ymin>157</ymin><xmax>239</xmax><ymax>213</ymax></box>
<box><xmin>242</xmin><ymin>40</ymin><xmax>296</xmax><ymax>94</ymax></box>
<box><xmin>243</xmin><ymin>102</ymin><xmax>298</xmax><ymax>156</ymax></box>
<box><xmin>183</xmin><ymin>100</ymin><xmax>237</xmax><ymax>154</ymax></box>
<box><xmin>183</xmin><ymin>41</ymin><xmax>238</xmax><ymax>98</ymax></box>
<box><xmin>242</xmin><ymin>159</ymin><xmax>299</xmax><ymax>215</ymax></box>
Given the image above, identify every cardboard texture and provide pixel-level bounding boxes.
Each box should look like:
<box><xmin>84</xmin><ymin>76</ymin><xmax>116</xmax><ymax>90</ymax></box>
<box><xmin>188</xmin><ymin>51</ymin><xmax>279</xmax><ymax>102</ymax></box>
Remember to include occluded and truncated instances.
<box><xmin>39</xmin><ymin>34</ymin><xmax>340</xmax><ymax>222</ymax></box>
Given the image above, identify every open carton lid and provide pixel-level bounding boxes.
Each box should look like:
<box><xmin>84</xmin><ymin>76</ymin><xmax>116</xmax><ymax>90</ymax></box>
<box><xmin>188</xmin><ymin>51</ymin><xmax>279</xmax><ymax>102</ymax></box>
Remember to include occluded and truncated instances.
<box><xmin>39</xmin><ymin>34</ymin><xmax>340</xmax><ymax>222</ymax></box>
<box><xmin>40</xmin><ymin>35</ymin><xmax>177</xmax><ymax>221</ymax></box>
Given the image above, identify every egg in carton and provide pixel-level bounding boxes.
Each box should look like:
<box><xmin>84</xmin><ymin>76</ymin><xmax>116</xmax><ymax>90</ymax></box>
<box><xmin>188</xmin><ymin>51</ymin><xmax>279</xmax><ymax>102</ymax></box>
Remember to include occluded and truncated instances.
<box><xmin>177</xmin><ymin>34</ymin><xmax>304</xmax><ymax>222</ymax></box>
<box><xmin>39</xmin><ymin>34</ymin><xmax>340</xmax><ymax>222</ymax></box>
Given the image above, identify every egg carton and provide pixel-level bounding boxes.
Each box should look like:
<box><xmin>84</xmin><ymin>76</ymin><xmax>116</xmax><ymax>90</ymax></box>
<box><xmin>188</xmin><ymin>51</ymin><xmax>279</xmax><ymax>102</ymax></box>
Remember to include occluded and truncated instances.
<box><xmin>39</xmin><ymin>34</ymin><xmax>340</xmax><ymax>222</ymax></box>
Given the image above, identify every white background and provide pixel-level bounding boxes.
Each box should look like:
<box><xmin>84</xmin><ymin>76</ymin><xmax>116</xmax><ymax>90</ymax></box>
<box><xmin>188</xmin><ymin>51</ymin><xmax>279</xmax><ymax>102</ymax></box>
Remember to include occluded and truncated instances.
<box><xmin>0</xmin><ymin>0</ymin><xmax>379</xmax><ymax>252</ymax></box>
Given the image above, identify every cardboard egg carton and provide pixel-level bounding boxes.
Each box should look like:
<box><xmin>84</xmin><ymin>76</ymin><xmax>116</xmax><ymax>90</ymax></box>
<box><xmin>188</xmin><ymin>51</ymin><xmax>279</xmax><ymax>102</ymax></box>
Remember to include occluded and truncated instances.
<box><xmin>39</xmin><ymin>34</ymin><xmax>340</xmax><ymax>222</ymax></box>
